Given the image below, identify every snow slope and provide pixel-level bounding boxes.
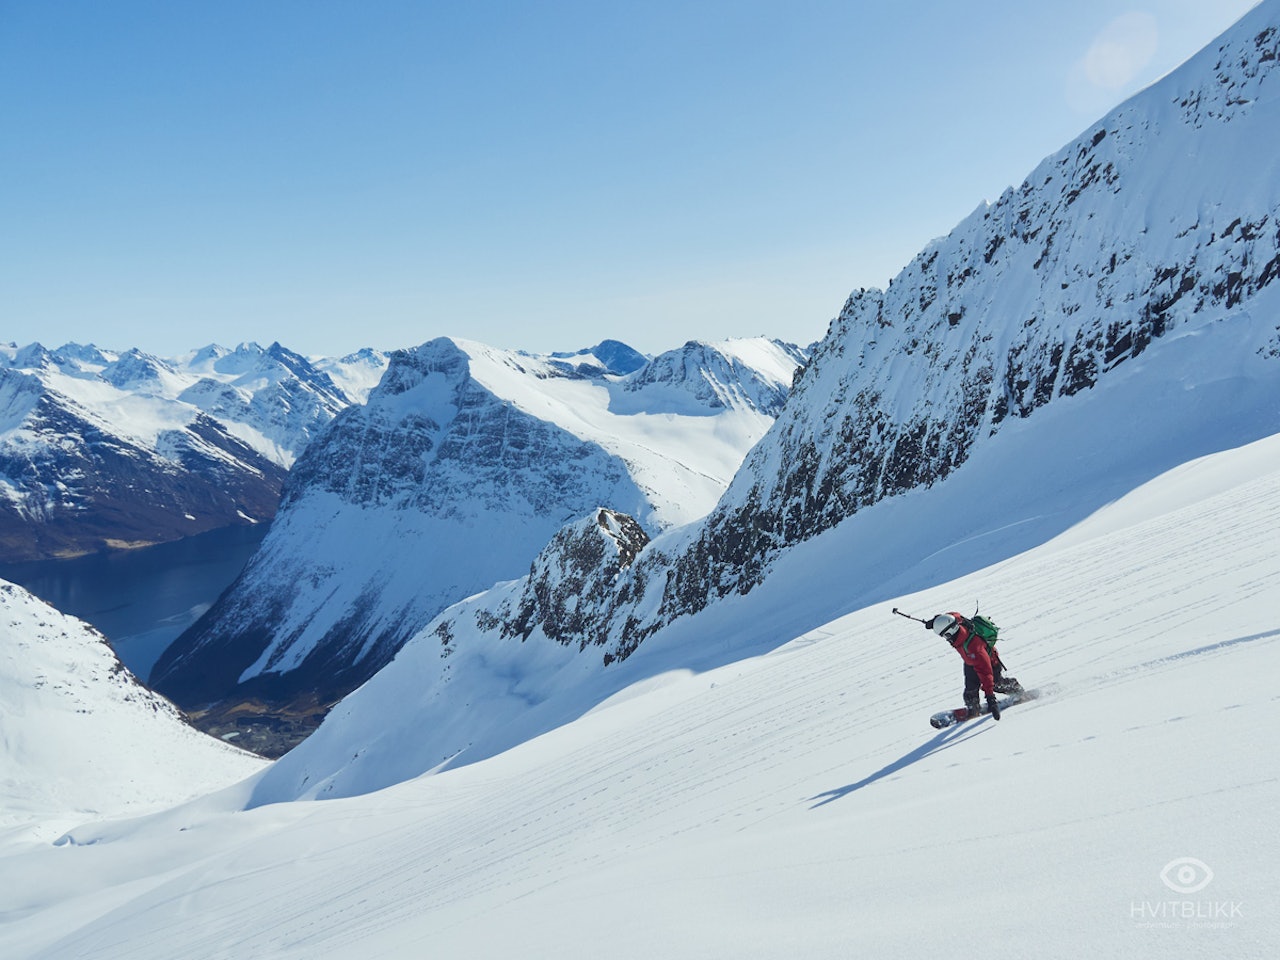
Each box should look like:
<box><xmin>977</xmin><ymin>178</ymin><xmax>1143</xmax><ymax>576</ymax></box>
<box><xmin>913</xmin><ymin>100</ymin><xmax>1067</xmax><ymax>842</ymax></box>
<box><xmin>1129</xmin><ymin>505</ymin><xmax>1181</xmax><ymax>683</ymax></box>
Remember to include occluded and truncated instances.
<box><xmin>591</xmin><ymin>0</ymin><xmax>1280</xmax><ymax>641</ymax></box>
<box><xmin>0</xmin><ymin>580</ymin><xmax>266</xmax><ymax>843</ymax></box>
<box><xmin>1</xmin><ymin>426</ymin><xmax>1275</xmax><ymax>959</ymax></box>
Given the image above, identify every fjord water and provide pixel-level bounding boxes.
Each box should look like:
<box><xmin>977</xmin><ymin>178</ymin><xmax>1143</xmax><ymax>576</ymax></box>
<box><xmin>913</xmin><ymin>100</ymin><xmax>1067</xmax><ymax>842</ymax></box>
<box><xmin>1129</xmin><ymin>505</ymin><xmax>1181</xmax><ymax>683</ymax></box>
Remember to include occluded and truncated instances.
<box><xmin>0</xmin><ymin>523</ymin><xmax>269</xmax><ymax>681</ymax></box>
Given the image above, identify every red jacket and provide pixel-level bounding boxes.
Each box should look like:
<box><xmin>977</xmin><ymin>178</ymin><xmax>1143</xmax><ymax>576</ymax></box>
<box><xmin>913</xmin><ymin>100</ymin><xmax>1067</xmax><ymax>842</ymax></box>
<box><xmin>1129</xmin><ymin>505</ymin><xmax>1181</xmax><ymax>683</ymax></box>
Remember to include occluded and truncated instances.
<box><xmin>945</xmin><ymin>612</ymin><xmax>997</xmax><ymax>697</ymax></box>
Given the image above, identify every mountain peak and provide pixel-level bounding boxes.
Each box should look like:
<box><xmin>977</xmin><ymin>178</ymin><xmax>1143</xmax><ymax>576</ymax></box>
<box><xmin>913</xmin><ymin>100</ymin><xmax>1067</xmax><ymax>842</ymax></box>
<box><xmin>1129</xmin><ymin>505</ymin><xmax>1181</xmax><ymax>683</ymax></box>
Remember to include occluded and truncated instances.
<box><xmin>550</xmin><ymin>340</ymin><xmax>649</xmax><ymax>376</ymax></box>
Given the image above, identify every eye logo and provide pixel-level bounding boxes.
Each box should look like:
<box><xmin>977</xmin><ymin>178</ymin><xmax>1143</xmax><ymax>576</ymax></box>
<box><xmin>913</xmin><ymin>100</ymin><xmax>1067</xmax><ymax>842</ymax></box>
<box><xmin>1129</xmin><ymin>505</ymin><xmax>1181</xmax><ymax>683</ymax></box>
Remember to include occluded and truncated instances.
<box><xmin>1160</xmin><ymin>857</ymin><xmax>1214</xmax><ymax>894</ymax></box>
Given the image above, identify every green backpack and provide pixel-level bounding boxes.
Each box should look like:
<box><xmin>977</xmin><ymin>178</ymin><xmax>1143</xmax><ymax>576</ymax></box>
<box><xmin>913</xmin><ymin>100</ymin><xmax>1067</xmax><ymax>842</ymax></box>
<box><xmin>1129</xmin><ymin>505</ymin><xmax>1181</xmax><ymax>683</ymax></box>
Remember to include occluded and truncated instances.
<box><xmin>970</xmin><ymin>614</ymin><xmax>999</xmax><ymax>648</ymax></box>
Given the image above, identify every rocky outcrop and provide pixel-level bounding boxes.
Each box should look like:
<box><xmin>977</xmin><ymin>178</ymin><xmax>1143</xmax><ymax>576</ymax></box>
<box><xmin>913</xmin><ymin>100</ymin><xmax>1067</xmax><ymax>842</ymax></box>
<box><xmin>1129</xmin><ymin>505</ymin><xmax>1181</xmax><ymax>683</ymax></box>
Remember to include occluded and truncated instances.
<box><xmin>496</xmin><ymin>508</ymin><xmax>650</xmax><ymax>649</ymax></box>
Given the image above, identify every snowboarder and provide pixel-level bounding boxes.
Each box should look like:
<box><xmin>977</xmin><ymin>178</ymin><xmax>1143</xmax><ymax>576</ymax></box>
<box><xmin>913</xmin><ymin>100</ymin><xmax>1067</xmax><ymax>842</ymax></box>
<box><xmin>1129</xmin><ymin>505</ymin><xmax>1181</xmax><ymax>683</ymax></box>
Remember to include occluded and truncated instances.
<box><xmin>925</xmin><ymin>612</ymin><xmax>1020</xmax><ymax>721</ymax></box>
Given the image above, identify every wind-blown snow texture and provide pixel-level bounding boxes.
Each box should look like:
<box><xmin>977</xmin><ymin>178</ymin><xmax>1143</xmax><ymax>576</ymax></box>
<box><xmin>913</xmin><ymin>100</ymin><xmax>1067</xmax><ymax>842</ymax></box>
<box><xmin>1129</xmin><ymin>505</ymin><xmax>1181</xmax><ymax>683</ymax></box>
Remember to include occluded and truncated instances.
<box><xmin>0</xmin><ymin>341</ymin><xmax>386</xmax><ymax>560</ymax></box>
<box><xmin>150</xmin><ymin>337</ymin><xmax>804</xmax><ymax>712</ymax></box>
<box><xmin>0</xmin><ymin>580</ymin><xmax>265</xmax><ymax>841</ymax></box>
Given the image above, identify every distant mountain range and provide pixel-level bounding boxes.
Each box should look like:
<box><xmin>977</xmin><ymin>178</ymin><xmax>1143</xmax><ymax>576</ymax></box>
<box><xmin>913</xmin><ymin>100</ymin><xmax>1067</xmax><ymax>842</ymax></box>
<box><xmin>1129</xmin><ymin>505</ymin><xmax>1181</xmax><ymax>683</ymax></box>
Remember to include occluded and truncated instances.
<box><xmin>0</xmin><ymin>341</ymin><xmax>388</xmax><ymax>561</ymax></box>
<box><xmin>150</xmin><ymin>336</ymin><xmax>807</xmax><ymax>753</ymax></box>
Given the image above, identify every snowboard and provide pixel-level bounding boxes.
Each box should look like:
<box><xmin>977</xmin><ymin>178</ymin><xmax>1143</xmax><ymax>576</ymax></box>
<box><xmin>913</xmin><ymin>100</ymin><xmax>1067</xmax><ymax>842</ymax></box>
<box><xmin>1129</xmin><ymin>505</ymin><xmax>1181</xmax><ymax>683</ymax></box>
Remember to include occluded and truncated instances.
<box><xmin>929</xmin><ymin>686</ymin><xmax>1041</xmax><ymax>729</ymax></box>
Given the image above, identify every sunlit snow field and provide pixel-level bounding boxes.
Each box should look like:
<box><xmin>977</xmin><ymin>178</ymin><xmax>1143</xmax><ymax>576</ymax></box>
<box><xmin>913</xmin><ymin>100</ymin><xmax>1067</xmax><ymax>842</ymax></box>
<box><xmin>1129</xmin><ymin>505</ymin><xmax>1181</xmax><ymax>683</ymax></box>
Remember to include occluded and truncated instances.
<box><xmin>2</xmin><ymin>428</ymin><xmax>1276</xmax><ymax>959</ymax></box>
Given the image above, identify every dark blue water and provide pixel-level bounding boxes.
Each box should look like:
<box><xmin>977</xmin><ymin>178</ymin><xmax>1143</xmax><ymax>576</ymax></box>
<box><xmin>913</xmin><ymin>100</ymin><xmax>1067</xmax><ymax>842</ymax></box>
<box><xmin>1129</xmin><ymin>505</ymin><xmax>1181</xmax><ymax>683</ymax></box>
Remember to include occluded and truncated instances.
<box><xmin>0</xmin><ymin>523</ymin><xmax>270</xmax><ymax>683</ymax></box>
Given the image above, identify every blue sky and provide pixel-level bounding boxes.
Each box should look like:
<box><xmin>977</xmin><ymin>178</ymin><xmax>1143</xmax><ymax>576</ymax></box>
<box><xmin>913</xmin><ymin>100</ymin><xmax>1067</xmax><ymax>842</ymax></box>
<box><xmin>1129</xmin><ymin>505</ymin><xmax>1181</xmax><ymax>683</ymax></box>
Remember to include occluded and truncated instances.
<box><xmin>0</xmin><ymin>0</ymin><xmax>1258</xmax><ymax>358</ymax></box>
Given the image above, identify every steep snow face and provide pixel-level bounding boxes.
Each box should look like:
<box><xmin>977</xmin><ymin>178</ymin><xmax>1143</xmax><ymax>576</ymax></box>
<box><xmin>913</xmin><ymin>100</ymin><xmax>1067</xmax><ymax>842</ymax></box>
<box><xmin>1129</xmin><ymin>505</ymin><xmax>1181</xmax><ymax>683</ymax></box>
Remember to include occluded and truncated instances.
<box><xmin>0</xmin><ymin>341</ymin><xmax>382</xmax><ymax>561</ymax></box>
<box><xmin>248</xmin><ymin>413</ymin><xmax>1280</xmax><ymax>820</ymax></box>
<box><xmin>7</xmin><ymin>423</ymin><xmax>1280</xmax><ymax>960</ymax></box>
<box><xmin>150</xmin><ymin>336</ymin><xmax>804</xmax><ymax>734</ymax></box>
<box><xmin>0</xmin><ymin>579</ymin><xmax>264</xmax><ymax>836</ymax></box>
<box><xmin>27</xmin><ymin>425</ymin><xmax>1279</xmax><ymax>960</ymax></box>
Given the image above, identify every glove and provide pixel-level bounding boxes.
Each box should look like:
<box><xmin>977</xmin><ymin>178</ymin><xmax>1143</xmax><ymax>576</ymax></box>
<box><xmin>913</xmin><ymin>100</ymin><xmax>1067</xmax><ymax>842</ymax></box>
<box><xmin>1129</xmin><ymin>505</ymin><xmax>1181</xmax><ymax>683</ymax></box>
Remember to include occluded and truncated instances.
<box><xmin>986</xmin><ymin>694</ymin><xmax>1002</xmax><ymax>721</ymax></box>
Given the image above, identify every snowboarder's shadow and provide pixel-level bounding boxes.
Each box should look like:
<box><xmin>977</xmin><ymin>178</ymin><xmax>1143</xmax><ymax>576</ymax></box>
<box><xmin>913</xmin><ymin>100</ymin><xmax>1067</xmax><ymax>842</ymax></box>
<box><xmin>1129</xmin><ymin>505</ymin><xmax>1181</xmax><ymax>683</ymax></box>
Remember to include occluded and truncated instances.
<box><xmin>808</xmin><ymin>723</ymin><xmax>989</xmax><ymax>808</ymax></box>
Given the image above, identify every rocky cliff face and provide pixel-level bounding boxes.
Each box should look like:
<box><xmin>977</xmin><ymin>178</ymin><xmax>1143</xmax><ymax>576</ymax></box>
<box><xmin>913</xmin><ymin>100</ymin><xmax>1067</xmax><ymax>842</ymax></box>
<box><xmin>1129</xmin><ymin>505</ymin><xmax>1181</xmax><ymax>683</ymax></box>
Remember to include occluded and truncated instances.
<box><xmin>150</xmin><ymin>336</ymin><xmax>804</xmax><ymax>749</ymax></box>
<box><xmin>0</xmin><ymin>341</ymin><xmax>384</xmax><ymax>561</ymax></box>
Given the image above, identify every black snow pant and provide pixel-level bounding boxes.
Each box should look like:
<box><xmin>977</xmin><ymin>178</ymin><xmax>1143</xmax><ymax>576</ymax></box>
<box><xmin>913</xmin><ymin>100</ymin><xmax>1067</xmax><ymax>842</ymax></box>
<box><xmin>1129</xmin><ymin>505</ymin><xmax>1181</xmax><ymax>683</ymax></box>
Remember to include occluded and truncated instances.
<box><xmin>963</xmin><ymin>656</ymin><xmax>1007</xmax><ymax>708</ymax></box>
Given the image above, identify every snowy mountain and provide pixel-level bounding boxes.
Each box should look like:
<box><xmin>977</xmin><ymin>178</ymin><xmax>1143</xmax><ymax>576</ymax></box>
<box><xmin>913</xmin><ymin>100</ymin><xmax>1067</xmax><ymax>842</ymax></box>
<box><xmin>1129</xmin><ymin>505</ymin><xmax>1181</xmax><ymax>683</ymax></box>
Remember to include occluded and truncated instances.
<box><xmin>150</xmin><ymin>336</ymin><xmax>805</xmax><ymax>752</ymax></box>
<box><xmin>0</xmin><ymin>578</ymin><xmax>265</xmax><ymax>840</ymax></box>
<box><xmin>244</xmin><ymin>0</ymin><xmax>1280</xmax><ymax>797</ymax></box>
<box><xmin>3</xmin><ymin>6</ymin><xmax>1280</xmax><ymax>957</ymax></box>
<box><xmin>0</xmin><ymin>341</ymin><xmax>386</xmax><ymax>561</ymax></box>
<box><xmin>7</xmin><ymin>366</ymin><xmax>1280</xmax><ymax>960</ymax></box>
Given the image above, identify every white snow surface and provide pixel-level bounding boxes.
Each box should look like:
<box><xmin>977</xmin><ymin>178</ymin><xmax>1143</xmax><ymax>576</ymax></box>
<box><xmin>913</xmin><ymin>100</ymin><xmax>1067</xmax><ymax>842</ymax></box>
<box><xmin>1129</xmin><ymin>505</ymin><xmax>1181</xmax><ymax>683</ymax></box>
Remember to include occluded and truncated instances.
<box><xmin>1</xmin><ymin>425</ymin><xmax>1276</xmax><ymax>958</ymax></box>
<box><xmin>0</xmin><ymin>582</ymin><xmax>266</xmax><ymax>843</ymax></box>
<box><xmin>247</xmin><ymin>278</ymin><xmax>1280</xmax><ymax>804</ymax></box>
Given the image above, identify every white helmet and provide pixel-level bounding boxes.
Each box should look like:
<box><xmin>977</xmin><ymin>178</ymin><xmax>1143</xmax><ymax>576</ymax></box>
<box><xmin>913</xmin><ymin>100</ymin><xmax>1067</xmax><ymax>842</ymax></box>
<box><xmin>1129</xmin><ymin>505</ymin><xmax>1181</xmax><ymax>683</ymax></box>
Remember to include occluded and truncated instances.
<box><xmin>930</xmin><ymin>614</ymin><xmax>959</xmax><ymax>638</ymax></box>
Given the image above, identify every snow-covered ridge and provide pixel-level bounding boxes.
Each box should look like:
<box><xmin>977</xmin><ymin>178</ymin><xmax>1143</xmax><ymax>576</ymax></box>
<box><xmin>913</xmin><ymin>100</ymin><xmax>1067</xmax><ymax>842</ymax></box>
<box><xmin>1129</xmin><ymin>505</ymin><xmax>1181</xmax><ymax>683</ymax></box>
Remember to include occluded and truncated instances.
<box><xmin>0</xmin><ymin>578</ymin><xmax>265</xmax><ymax>835</ymax></box>
<box><xmin>150</xmin><ymin>336</ymin><xmax>806</xmax><ymax>743</ymax></box>
<box><xmin>0</xmin><ymin>340</ymin><xmax>388</xmax><ymax>560</ymax></box>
